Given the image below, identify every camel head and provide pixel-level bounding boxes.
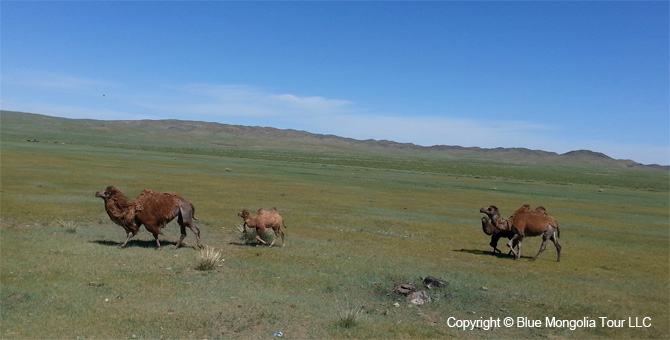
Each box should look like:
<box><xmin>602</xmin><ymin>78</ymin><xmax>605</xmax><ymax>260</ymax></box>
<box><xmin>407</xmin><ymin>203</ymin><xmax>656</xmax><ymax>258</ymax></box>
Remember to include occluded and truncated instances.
<box><xmin>479</xmin><ymin>205</ymin><xmax>500</xmax><ymax>218</ymax></box>
<box><xmin>237</xmin><ymin>210</ymin><xmax>250</xmax><ymax>219</ymax></box>
<box><xmin>95</xmin><ymin>186</ymin><xmax>119</xmax><ymax>200</ymax></box>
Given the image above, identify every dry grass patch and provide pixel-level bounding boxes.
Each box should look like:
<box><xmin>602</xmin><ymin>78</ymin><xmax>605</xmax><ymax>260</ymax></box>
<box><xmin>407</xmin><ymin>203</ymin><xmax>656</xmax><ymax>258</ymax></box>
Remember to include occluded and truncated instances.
<box><xmin>195</xmin><ymin>246</ymin><xmax>224</xmax><ymax>271</ymax></box>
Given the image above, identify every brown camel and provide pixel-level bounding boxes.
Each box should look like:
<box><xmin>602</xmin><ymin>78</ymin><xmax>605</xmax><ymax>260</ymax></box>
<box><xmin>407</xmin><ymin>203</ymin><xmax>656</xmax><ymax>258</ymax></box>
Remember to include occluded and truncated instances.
<box><xmin>95</xmin><ymin>186</ymin><xmax>203</xmax><ymax>249</ymax></box>
<box><xmin>506</xmin><ymin>205</ymin><xmax>561</xmax><ymax>261</ymax></box>
<box><xmin>237</xmin><ymin>208</ymin><xmax>285</xmax><ymax>247</ymax></box>
<box><xmin>479</xmin><ymin>205</ymin><xmax>516</xmax><ymax>254</ymax></box>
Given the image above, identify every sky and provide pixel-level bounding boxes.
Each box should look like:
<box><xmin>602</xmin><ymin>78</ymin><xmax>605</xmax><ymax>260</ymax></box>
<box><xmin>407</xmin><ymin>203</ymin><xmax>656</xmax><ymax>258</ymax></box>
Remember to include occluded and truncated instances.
<box><xmin>1</xmin><ymin>1</ymin><xmax>668</xmax><ymax>165</ymax></box>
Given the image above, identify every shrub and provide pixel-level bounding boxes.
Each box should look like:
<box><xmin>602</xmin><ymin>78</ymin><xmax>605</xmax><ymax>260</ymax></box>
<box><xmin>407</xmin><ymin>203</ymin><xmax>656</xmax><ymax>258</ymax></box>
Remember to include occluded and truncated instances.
<box><xmin>336</xmin><ymin>298</ymin><xmax>365</xmax><ymax>329</ymax></box>
<box><xmin>195</xmin><ymin>247</ymin><xmax>224</xmax><ymax>271</ymax></box>
<box><xmin>56</xmin><ymin>218</ymin><xmax>78</xmax><ymax>233</ymax></box>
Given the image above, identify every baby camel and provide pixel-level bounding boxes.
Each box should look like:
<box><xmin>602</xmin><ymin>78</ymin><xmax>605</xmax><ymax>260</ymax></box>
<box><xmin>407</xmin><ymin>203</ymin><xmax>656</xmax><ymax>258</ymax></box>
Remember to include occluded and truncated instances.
<box><xmin>237</xmin><ymin>208</ymin><xmax>286</xmax><ymax>247</ymax></box>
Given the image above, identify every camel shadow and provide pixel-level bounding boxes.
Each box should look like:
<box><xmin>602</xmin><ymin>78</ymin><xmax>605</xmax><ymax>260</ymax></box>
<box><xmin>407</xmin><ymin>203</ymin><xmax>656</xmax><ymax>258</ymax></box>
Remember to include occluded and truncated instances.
<box><xmin>92</xmin><ymin>239</ymin><xmax>179</xmax><ymax>249</ymax></box>
<box><xmin>454</xmin><ymin>248</ymin><xmax>521</xmax><ymax>259</ymax></box>
<box><xmin>228</xmin><ymin>241</ymin><xmax>272</xmax><ymax>248</ymax></box>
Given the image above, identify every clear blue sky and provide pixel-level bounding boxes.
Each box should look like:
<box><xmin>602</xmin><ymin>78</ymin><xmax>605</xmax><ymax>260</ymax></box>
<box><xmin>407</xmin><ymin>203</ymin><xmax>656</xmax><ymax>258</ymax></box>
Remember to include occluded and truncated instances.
<box><xmin>2</xmin><ymin>1</ymin><xmax>668</xmax><ymax>165</ymax></box>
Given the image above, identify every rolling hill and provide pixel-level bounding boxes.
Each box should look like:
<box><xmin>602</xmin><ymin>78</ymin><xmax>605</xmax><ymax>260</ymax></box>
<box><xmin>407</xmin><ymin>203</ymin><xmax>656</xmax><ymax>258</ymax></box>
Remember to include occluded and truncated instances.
<box><xmin>2</xmin><ymin>110</ymin><xmax>665</xmax><ymax>171</ymax></box>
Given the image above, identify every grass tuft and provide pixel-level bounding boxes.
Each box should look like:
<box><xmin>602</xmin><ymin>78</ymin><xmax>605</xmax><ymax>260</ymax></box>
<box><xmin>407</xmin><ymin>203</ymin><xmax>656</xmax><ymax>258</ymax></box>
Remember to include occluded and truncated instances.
<box><xmin>56</xmin><ymin>218</ymin><xmax>78</xmax><ymax>233</ymax></box>
<box><xmin>195</xmin><ymin>246</ymin><xmax>224</xmax><ymax>271</ymax></box>
<box><xmin>336</xmin><ymin>297</ymin><xmax>365</xmax><ymax>329</ymax></box>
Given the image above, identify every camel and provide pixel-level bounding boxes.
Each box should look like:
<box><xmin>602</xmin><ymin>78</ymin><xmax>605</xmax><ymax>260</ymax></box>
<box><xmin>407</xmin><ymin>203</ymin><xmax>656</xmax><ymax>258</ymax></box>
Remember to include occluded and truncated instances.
<box><xmin>480</xmin><ymin>216</ymin><xmax>515</xmax><ymax>254</ymax></box>
<box><xmin>479</xmin><ymin>205</ymin><xmax>515</xmax><ymax>254</ymax></box>
<box><xmin>237</xmin><ymin>208</ymin><xmax>285</xmax><ymax>247</ymax></box>
<box><xmin>95</xmin><ymin>186</ymin><xmax>203</xmax><ymax>249</ymax></box>
<box><xmin>506</xmin><ymin>205</ymin><xmax>561</xmax><ymax>261</ymax></box>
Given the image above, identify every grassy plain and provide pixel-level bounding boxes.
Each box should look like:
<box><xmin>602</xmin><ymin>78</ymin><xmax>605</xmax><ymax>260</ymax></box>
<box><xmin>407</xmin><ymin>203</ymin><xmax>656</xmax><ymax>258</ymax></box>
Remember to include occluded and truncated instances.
<box><xmin>1</xmin><ymin>112</ymin><xmax>669</xmax><ymax>339</ymax></box>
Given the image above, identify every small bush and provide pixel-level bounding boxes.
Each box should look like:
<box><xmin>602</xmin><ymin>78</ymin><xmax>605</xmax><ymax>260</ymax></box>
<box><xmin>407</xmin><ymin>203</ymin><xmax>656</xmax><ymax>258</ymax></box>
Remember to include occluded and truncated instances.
<box><xmin>56</xmin><ymin>218</ymin><xmax>78</xmax><ymax>233</ymax></box>
<box><xmin>336</xmin><ymin>298</ymin><xmax>365</xmax><ymax>329</ymax></box>
<box><xmin>195</xmin><ymin>247</ymin><xmax>224</xmax><ymax>271</ymax></box>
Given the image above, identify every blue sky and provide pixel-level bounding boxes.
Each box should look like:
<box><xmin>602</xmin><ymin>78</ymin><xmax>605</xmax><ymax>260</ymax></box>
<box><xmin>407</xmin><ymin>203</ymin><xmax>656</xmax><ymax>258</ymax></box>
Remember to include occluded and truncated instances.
<box><xmin>1</xmin><ymin>1</ymin><xmax>668</xmax><ymax>165</ymax></box>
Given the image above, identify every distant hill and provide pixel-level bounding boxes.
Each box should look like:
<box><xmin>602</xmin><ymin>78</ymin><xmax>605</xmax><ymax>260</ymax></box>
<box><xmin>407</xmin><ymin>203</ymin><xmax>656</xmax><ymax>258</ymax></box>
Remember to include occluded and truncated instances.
<box><xmin>1</xmin><ymin>110</ymin><xmax>667</xmax><ymax>171</ymax></box>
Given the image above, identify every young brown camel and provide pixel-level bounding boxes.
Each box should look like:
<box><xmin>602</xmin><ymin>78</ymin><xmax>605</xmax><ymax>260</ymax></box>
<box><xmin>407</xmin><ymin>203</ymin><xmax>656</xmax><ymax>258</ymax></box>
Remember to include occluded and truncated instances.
<box><xmin>237</xmin><ymin>208</ymin><xmax>285</xmax><ymax>247</ymax></box>
<box><xmin>479</xmin><ymin>205</ymin><xmax>516</xmax><ymax>254</ymax></box>
<box><xmin>480</xmin><ymin>216</ymin><xmax>516</xmax><ymax>254</ymax></box>
<box><xmin>95</xmin><ymin>186</ymin><xmax>203</xmax><ymax>249</ymax></box>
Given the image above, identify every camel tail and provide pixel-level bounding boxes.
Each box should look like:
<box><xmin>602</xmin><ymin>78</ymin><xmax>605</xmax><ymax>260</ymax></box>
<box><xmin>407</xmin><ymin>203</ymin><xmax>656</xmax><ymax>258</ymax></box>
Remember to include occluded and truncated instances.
<box><xmin>179</xmin><ymin>200</ymin><xmax>197</xmax><ymax>221</ymax></box>
<box><xmin>190</xmin><ymin>201</ymin><xmax>197</xmax><ymax>220</ymax></box>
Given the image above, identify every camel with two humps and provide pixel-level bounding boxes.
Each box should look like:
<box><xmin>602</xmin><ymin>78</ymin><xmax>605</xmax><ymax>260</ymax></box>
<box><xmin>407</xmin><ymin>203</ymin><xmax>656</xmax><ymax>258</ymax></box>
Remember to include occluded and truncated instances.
<box><xmin>95</xmin><ymin>186</ymin><xmax>203</xmax><ymax>249</ymax></box>
<box><xmin>479</xmin><ymin>205</ymin><xmax>515</xmax><ymax>254</ymax></box>
<box><xmin>237</xmin><ymin>208</ymin><xmax>286</xmax><ymax>247</ymax></box>
<box><xmin>506</xmin><ymin>205</ymin><xmax>561</xmax><ymax>261</ymax></box>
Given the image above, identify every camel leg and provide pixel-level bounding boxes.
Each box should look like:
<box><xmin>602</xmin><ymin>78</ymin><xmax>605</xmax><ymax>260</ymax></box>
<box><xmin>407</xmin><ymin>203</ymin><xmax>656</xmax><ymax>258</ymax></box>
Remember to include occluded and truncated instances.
<box><xmin>490</xmin><ymin>234</ymin><xmax>502</xmax><ymax>254</ymax></box>
<box><xmin>120</xmin><ymin>231</ymin><xmax>134</xmax><ymax>248</ymax></box>
<box><xmin>153</xmin><ymin>233</ymin><xmax>161</xmax><ymax>249</ymax></box>
<box><xmin>507</xmin><ymin>235</ymin><xmax>518</xmax><ymax>258</ymax></box>
<box><xmin>268</xmin><ymin>227</ymin><xmax>284</xmax><ymax>247</ymax></box>
<box><xmin>516</xmin><ymin>240</ymin><xmax>522</xmax><ymax>260</ymax></box>
<box><xmin>255</xmin><ymin>226</ymin><xmax>269</xmax><ymax>246</ymax></box>
<box><xmin>531</xmin><ymin>234</ymin><xmax>549</xmax><ymax>261</ymax></box>
<box><xmin>175</xmin><ymin>224</ymin><xmax>187</xmax><ymax>249</ymax></box>
<box><xmin>551</xmin><ymin>231</ymin><xmax>562</xmax><ymax>262</ymax></box>
<box><xmin>507</xmin><ymin>236</ymin><xmax>517</xmax><ymax>255</ymax></box>
<box><xmin>508</xmin><ymin>235</ymin><xmax>523</xmax><ymax>260</ymax></box>
<box><xmin>189</xmin><ymin>225</ymin><xmax>203</xmax><ymax>249</ymax></box>
<box><xmin>268</xmin><ymin>229</ymin><xmax>277</xmax><ymax>247</ymax></box>
<box><xmin>532</xmin><ymin>227</ymin><xmax>558</xmax><ymax>261</ymax></box>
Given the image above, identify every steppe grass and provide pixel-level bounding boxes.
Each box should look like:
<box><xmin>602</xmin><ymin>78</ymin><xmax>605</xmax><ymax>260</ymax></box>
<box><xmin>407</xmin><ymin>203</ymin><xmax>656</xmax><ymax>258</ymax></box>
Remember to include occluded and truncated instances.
<box><xmin>196</xmin><ymin>246</ymin><xmax>225</xmax><ymax>271</ymax></box>
<box><xmin>1</xmin><ymin>137</ymin><xmax>669</xmax><ymax>339</ymax></box>
<box><xmin>336</xmin><ymin>297</ymin><xmax>366</xmax><ymax>329</ymax></box>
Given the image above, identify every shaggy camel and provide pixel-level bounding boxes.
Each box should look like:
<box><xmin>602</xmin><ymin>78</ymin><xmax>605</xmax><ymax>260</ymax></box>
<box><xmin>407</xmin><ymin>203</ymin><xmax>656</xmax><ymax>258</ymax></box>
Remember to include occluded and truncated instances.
<box><xmin>506</xmin><ymin>205</ymin><xmax>561</xmax><ymax>261</ymax></box>
<box><xmin>479</xmin><ymin>205</ymin><xmax>515</xmax><ymax>254</ymax></box>
<box><xmin>480</xmin><ymin>216</ymin><xmax>515</xmax><ymax>254</ymax></box>
<box><xmin>95</xmin><ymin>186</ymin><xmax>203</xmax><ymax>249</ymax></box>
<box><xmin>237</xmin><ymin>208</ymin><xmax>285</xmax><ymax>247</ymax></box>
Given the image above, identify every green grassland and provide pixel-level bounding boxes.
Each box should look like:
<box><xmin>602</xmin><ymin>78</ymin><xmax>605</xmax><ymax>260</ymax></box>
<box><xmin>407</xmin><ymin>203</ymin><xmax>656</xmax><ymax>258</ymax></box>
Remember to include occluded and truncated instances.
<box><xmin>1</xmin><ymin>111</ymin><xmax>669</xmax><ymax>339</ymax></box>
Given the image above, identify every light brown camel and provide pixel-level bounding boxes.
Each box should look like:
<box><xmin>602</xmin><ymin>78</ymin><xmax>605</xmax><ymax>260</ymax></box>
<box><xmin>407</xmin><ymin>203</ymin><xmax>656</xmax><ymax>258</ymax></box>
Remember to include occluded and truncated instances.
<box><xmin>237</xmin><ymin>208</ymin><xmax>285</xmax><ymax>247</ymax></box>
<box><xmin>506</xmin><ymin>205</ymin><xmax>561</xmax><ymax>261</ymax></box>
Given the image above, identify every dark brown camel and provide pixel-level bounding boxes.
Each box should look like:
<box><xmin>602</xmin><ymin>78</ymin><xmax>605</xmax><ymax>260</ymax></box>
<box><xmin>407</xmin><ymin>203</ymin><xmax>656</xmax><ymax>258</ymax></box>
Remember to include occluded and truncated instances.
<box><xmin>479</xmin><ymin>205</ymin><xmax>515</xmax><ymax>254</ymax></box>
<box><xmin>95</xmin><ymin>186</ymin><xmax>203</xmax><ymax>249</ymax></box>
